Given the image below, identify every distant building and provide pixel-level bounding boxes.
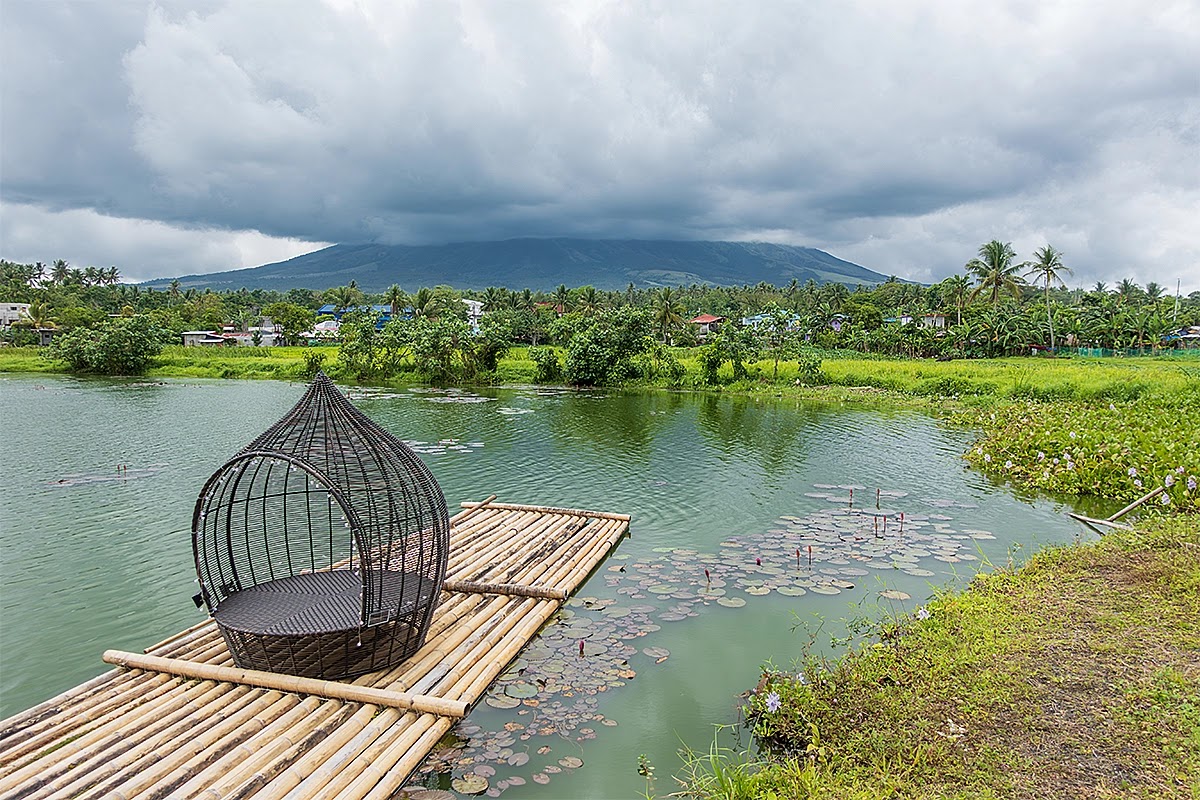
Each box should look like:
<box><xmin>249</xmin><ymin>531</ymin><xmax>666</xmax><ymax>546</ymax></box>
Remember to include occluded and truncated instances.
<box><xmin>463</xmin><ymin>299</ymin><xmax>483</xmax><ymax>333</ymax></box>
<box><xmin>688</xmin><ymin>314</ymin><xmax>725</xmax><ymax>340</ymax></box>
<box><xmin>181</xmin><ymin>330</ymin><xmax>231</xmax><ymax>347</ymax></box>
<box><xmin>920</xmin><ymin>313</ymin><xmax>948</xmax><ymax>329</ymax></box>
<box><xmin>1</xmin><ymin>302</ymin><xmax>31</xmax><ymax>328</ymax></box>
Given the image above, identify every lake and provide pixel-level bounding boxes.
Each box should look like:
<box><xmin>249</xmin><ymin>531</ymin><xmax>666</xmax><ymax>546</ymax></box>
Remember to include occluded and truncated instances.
<box><xmin>0</xmin><ymin>374</ymin><xmax>1100</xmax><ymax>797</ymax></box>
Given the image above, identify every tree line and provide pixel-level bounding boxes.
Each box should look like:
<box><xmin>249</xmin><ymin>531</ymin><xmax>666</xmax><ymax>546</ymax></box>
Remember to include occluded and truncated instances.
<box><xmin>2</xmin><ymin>240</ymin><xmax>1197</xmax><ymax>378</ymax></box>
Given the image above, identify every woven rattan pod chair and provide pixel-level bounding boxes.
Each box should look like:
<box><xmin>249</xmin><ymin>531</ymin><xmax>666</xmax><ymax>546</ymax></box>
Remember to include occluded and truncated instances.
<box><xmin>191</xmin><ymin>372</ymin><xmax>450</xmax><ymax>679</ymax></box>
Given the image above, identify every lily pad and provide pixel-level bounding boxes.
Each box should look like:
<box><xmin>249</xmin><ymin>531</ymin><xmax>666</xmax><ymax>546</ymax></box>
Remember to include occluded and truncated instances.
<box><xmin>717</xmin><ymin>596</ymin><xmax>746</xmax><ymax>607</ymax></box>
<box><xmin>745</xmin><ymin>586</ymin><xmax>772</xmax><ymax>596</ymax></box>
<box><xmin>810</xmin><ymin>585</ymin><xmax>841</xmax><ymax>595</ymax></box>
<box><xmin>642</xmin><ymin>646</ymin><xmax>670</xmax><ymax>659</ymax></box>
<box><xmin>505</xmin><ymin>682</ymin><xmax>538</xmax><ymax>699</ymax></box>
<box><xmin>532</xmin><ymin>772</ymin><xmax>550</xmax><ymax>784</ymax></box>
<box><xmin>451</xmin><ymin>774</ymin><xmax>489</xmax><ymax>795</ymax></box>
<box><xmin>485</xmin><ymin>694</ymin><xmax>521</xmax><ymax>709</ymax></box>
<box><xmin>879</xmin><ymin>589</ymin><xmax>911</xmax><ymax>600</ymax></box>
<box><xmin>559</xmin><ymin>756</ymin><xmax>584</xmax><ymax>769</ymax></box>
<box><xmin>776</xmin><ymin>586</ymin><xmax>807</xmax><ymax>596</ymax></box>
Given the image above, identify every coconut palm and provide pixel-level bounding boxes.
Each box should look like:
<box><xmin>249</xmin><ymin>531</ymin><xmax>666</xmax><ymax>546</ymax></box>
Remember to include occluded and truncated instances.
<box><xmin>940</xmin><ymin>274</ymin><xmax>970</xmax><ymax>326</ymax></box>
<box><xmin>50</xmin><ymin>259</ymin><xmax>70</xmax><ymax>285</ymax></box>
<box><xmin>554</xmin><ymin>284</ymin><xmax>570</xmax><ymax>314</ymax></box>
<box><xmin>384</xmin><ymin>284</ymin><xmax>408</xmax><ymax>319</ymax></box>
<box><xmin>325</xmin><ymin>284</ymin><xmax>364</xmax><ymax>314</ymax></box>
<box><xmin>966</xmin><ymin>240</ymin><xmax>1024</xmax><ymax>306</ymax></box>
<box><xmin>411</xmin><ymin>287</ymin><xmax>434</xmax><ymax>318</ymax></box>
<box><xmin>574</xmin><ymin>286</ymin><xmax>601</xmax><ymax>316</ymax></box>
<box><xmin>1114</xmin><ymin>278</ymin><xmax>1141</xmax><ymax>307</ymax></box>
<box><xmin>1023</xmin><ymin>245</ymin><xmax>1071</xmax><ymax>351</ymax></box>
<box><xmin>481</xmin><ymin>286</ymin><xmax>504</xmax><ymax>312</ymax></box>
<box><xmin>651</xmin><ymin>287</ymin><xmax>684</xmax><ymax>344</ymax></box>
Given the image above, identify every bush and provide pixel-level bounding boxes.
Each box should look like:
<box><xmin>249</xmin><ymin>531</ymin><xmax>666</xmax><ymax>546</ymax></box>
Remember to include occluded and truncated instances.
<box><xmin>48</xmin><ymin>316</ymin><xmax>170</xmax><ymax>375</ymax></box>
<box><xmin>530</xmin><ymin>347</ymin><xmax>562</xmax><ymax>383</ymax></box>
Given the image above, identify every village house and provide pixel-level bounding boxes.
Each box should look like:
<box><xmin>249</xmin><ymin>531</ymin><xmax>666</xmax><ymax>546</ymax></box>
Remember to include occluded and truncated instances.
<box><xmin>1</xmin><ymin>302</ymin><xmax>31</xmax><ymax>328</ymax></box>
<box><xmin>688</xmin><ymin>313</ymin><xmax>725</xmax><ymax>341</ymax></box>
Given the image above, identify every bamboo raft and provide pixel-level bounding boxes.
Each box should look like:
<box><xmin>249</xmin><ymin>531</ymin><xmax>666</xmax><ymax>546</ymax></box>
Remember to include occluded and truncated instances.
<box><xmin>0</xmin><ymin>498</ymin><xmax>630</xmax><ymax>800</ymax></box>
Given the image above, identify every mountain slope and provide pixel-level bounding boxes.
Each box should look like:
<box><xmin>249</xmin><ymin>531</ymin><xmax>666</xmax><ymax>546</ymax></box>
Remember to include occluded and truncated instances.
<box><xmin>145</xmin><ymin>238</ymin><xmax>894</xmax><ymax>292</ymax></box>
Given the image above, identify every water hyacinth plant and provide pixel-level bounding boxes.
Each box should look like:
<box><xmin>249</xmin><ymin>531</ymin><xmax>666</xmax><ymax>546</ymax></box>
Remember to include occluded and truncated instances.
<box><xmin>957</xmin><ymin>400</ymin><xmax>1199</xmax><ymax>511</ymax></box>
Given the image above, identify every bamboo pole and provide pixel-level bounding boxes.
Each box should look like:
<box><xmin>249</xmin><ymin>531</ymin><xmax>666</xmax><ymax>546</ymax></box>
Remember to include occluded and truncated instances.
<box><xmin>96</xmin><ymin>691</ymin><xmax>298</xmax><ymax>800</ymax></box>
<box><xmin>442</xmin><ymin>579</ymin><xmax>568</xmax><ymax>600</ymax></box>
<box><xmin>28</xmin><ymin>685</ymin><xmax>262</xmax><ymax>800</ymax></box>
<box><xmin>0</xmin><ymin>671</ymin><xmax>172</xmax><ymax>762</ymax></box>
<box><xmin>246</xmin><ymin>703</ymin><xmax>379</xmax><ymax>800</ymax></box>
<box><xmin>447</xmin><ymin>494</ymin><xmax>497</xmax><ymax>527</ymax></box>
<box><xmin>141</xmin><ymin>618</ymin><xmax>215</xmax><ymax>654</ymax></box>
<box><xmin>0</xmin><ymin>678</ymin><xmax>223</xmax><ymax>796</ymax></box>
<box><xmin>1107</xmin><ymin>485</ymin><xmax>1165</xmax><ymax>521</ymax></box>
<box><xmin>459</xmin><ymin>499</ymin><xmax>631</xmax><ymax>521</ymax></box>
<box><xmin>161</xmin><ymin>695</ymin><xmax>333</xmax><ymax>800</ymax></box>
<box><xmin>0</xmin><ymin>668</ymin><xmax>122</xmax><ymax>739</ymax></box>
<box><xmin>350</xmin><ymin>716</ymin><xmax>454</xmax><ymax>800</ymax></box>
<box><xmin>101</xmin><ymin>651</ymin><xmax>468</xmax><ymax>718</ymax></box>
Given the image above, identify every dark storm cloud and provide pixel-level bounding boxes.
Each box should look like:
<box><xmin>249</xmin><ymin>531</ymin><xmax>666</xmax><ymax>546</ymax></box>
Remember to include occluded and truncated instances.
<box><xmin>1</xmin><ymin>1</ymin><xmax>1197</xmax><ymax>289</ymax></box>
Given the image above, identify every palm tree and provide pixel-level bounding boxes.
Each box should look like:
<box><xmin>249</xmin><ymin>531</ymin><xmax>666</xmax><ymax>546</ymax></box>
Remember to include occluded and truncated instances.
<box><xmin>574</xmin><ymin>286</ymin><xmax>601</xmax><ymax>316</ymax></box>
<box><xmin>51</xmin><ymin>259</ymin><xmax>70</xmax><ymax>285</ymax></box>
<box><xmin>553</xmin><ymin>284</ymin><xmax>570</xmax><ymax>314</ymax></box>
<box><xmin>966</xmin><ymin>240</ymin><xmax>1024</xmax><ymax>306</ymax></box>
<box><xmin>1115</xmin><ymin>278</ymin><xmax>1141</xmax><ymax>307</ymax></box>
<box><xmin>940</xmin><ymin>274</ymin><xmax>970</xmax><ymax>326</ymax></box>
<box><xmin>481</xmin><ymin>286</ymin><xmax>504</xmax><ymax>312</ymax></box>
<box><xmin>103</xmin><ymin>266</ymin><xmax>121</xmax><ymax>286</ymax></box>
<box><xmin>651</xmin><ymin>287</ymin><xmax>684</xmax><ymax>344</ymax></box>
<box><xmin>168</xmin><ymin>279</ymin><xmax>182</xmax><ymax>306</ymax></box>
<box><xmin>325</xmin><ymin>284</ymin><xmax>364</xmax><ymax>314</ymax></box>
<box><xmin>384</xmin><ymin>284</ymin><xmax>407</xmax><ymax>319</ymax></box>
<box><xmin>1023</xmin><ymin>245</ymin><xmax>1071</xmax><ymax>351</ymax></box>
<box><xmin>411</xmin><ymin>287</ymin><xmax>434</xmax><ymax>318</ymax></box>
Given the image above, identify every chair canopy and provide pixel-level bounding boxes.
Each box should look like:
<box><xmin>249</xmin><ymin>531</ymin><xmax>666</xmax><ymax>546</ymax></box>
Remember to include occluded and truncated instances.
<box><xmin>191</xmin><ymin>371</ymin><xmax>450</xmax><ymax>678</ymax></box>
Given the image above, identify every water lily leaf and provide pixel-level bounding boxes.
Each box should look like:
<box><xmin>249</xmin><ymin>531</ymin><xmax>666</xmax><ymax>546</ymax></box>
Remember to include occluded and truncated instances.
<box><xmin>508</xmin><ymin>752</ymin><xmax>530</xmax><ymax>766</ymax></box>
<box><xmin>810</xmin><ymin>585</ymin><xmax>841</xmax><ymax>595</ymax></box>
<box><xmin>485</xmin><ymin>694</ymin><xmax>521</xmax><ymax>709</ymax></box>
<box><xmin>451</xmin><ymin>774</ymin><xmax>489</xmax><ymax>795</ymax></box>
<box><xmin>745</xmin><ymin>586</ymin><xmax>771</xmax><ymax>596</ymax></box>
<box><xmin>505</xmin><ymin>682</ymin><xmax>538</xmax><ymax>699</ymax></box>
<box><xmin>879</xmin><ymin>589</ymin><xmax>911</xmax><ymax>600</ymax></box>
<box><xmin>559</xmin><ymin>756</ymin><xmax>584</xmax><ymax>768</ymax></box>
<box><xmin>532</xmin><ymin>772</ymin><xmax>550</xmax><ymax>784</ymax></box>
<box><xmin>776</xmin><ymin>586</ymin><xmax>807</xmax><ymax>596</ymax></box>
<box><xmin>717</xmin><ymin>596</ymin><xmax>746</xmax><ymax>607</ymax></box>
<box><xmin>642</xmin><ymin>646</ymin><xmax>670</xmax><ymax>659</ymax></box>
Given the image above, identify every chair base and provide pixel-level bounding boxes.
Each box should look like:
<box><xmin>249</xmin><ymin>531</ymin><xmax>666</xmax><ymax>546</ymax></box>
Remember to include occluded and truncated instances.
<box><xmin>212</xmin><ymin>570</ymin><xmax>437</xmax><ymax>679</ymax></box>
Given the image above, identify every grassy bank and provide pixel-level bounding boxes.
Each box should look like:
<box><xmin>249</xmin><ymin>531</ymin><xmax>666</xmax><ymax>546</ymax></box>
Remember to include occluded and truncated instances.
<box><xmin>680</xmin><ymin>513</ymin><xmax>1200</xmax><ymax>799</ymax></box>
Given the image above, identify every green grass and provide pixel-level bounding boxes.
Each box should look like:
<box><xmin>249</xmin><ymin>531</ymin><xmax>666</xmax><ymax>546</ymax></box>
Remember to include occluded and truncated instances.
<box><xmin>677</xmin><ymin>514</ymin><xmax>1200</xmax><ymax>799</ymax></box>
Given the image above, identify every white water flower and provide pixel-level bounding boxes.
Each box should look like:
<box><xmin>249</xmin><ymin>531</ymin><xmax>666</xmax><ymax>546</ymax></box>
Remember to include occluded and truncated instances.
<box><xmin>1127</xmin><ymin>467</ymin><xmax>1138</xmax><ymax>478</ymax></box>
<box><xmin>983</xmin><ymin>454</ymin><xmax>992</xmax><ymax>463</ymax></box>
<box><xmin>1134</xmin><ymin>479</ymin><xmax>1142</xmax><ymax>489</ymax></box>
<box><xmin>1066</xmin><ymin>461</ymin><xmax>1075</xmax><ymax>470</ymax></box>
<box><xmin>1177</xmin><ymin>466</ymin><xmax>1186</xmax><ymax>475</ymax></box>
<box><xmin>916</xmin><ymin>607</ymin><xmax>932</xmax><ymax>621</ymax></box>
<box><xmin>1005</xmin><ymin>460</ymin><xmax>1014</xmax><ymax>469</ymax></box>
<box><xmin>1043</xmin><ymin>471</ymin><xmax>1051</xmax><ymax>479</ymax></box>
<box><xmin>1069</xmin><ymin>431</ymin><xmax>1077</xmax><ymax>439</ymax></box>
<box><xmin>1037</xmin><ymin>451</ymin><xmax>1046</xmax><ymax>461</ymax></box>
<box><xmin>1161</xmin><ymin>494</ymin><xmax>1171</xmax><ymax>506</ymax></box>
<box><xmin>1189</xmin><ymin>476</ymin><xmax>1197</xmax><ymax>492</ymax></box>
<box><xmin>1165</xmin><ymin>474</ymin><xmax>1176</xmax><ymax>488</ymax></box>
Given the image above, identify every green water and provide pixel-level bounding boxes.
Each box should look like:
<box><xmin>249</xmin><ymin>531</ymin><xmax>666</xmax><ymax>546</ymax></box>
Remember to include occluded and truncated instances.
<box><xmin>0</xmin><ymin>375</ymin><xmax>1101</xmax><ymax>797</ymax></box>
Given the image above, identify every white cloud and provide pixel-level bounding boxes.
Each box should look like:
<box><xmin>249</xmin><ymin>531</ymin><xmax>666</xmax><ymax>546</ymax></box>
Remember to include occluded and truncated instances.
<box><xmin>0</xmin><ymin>203</ymin><xmax>327</xmax><ymax>283</ymax></box>
<box><xmin>1</xmin><ymin>0</ymin><xmax>1197</xmax><ymax>291</ymax></box>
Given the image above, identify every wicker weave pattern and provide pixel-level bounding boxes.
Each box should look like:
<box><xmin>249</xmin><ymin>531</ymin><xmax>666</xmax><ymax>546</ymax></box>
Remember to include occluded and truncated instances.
<box><xmin>191</xmin><ymin>372</ymin><xmax>449</xmax><ymax>679</ymax></box>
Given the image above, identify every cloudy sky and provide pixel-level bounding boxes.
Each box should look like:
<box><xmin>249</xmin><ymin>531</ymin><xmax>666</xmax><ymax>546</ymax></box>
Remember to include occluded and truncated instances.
<box><xmin>2</xmin><ymin>1</ymin><xmax>1197</xmax><ymax>290</ymax></box>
